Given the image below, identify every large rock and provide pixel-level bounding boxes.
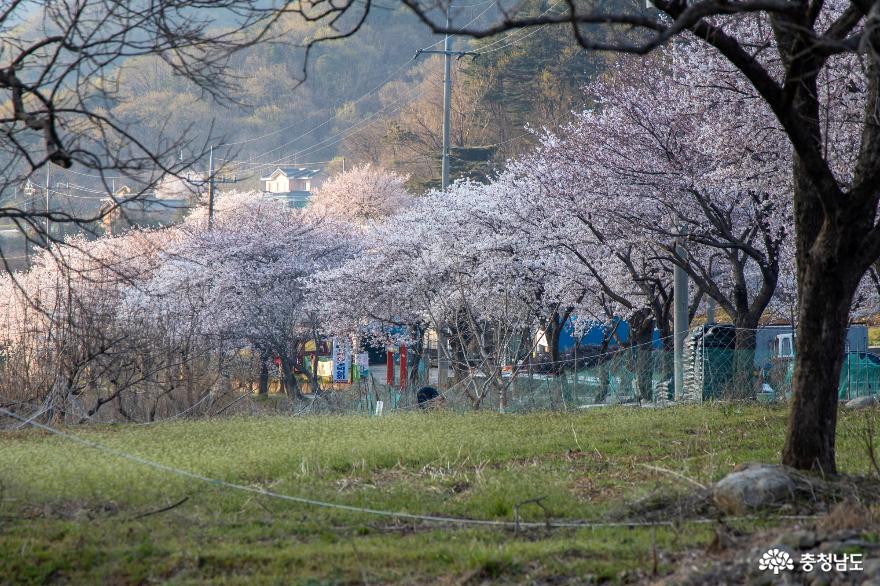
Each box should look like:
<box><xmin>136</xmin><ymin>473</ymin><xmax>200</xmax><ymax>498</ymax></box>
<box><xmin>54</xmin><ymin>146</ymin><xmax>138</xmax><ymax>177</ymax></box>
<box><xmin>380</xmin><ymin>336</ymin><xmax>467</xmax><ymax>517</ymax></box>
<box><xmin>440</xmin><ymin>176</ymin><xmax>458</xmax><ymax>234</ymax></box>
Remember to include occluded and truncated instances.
<box><xmin>713</xmin><ymin>464</ymin><xmax>795</xmax><ymax>514</ymax></box>
<box><xmin>844</xmin><ymin>396</ymin><xmax>877</xmax><ymax>410</ymax></box>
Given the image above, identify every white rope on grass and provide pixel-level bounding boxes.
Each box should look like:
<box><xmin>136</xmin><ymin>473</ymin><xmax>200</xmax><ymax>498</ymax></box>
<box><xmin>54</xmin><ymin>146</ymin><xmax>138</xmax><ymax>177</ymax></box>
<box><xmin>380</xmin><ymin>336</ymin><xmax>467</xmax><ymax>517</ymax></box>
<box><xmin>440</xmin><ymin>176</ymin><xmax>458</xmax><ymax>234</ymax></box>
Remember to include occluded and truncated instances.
<box><xmin>13</xmin><ymin>405</ymin><xmax>50</xmax><ymax>429</ymax></box>
<box><xmin>0</xmin><ymin>406</ymin><xmax>819</xmax><ymax>530</ymax></box>
<box><xmin>134</xmin><ymin>391</ymin><xmax>213</xmax><ymax>426</ymax></box>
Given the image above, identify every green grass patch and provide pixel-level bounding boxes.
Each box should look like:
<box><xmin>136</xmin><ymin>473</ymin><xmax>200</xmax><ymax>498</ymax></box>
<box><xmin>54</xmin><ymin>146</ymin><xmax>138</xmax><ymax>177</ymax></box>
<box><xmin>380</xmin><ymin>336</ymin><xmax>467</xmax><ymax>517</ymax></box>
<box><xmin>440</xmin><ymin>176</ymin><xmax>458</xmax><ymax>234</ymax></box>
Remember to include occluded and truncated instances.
<box><xmin>0</xmin><ymin>405</ymin><xmax>876</xmax><ymax>583</ymax></box>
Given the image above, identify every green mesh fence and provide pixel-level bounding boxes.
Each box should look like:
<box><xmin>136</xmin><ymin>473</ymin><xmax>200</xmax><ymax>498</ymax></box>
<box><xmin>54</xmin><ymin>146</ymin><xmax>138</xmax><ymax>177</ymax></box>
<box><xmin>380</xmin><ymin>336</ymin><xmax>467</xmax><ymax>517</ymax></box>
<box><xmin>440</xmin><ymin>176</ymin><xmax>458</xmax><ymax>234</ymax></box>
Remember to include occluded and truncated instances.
<box><xmin>293</xmin><ymin>346</ymin><xmax>880</xmax><ymax>415</ymax></box>
<box><xmin>22</xmin><ymin>346</ymin><xmax>877</xmax><ymax>424</ymax></box>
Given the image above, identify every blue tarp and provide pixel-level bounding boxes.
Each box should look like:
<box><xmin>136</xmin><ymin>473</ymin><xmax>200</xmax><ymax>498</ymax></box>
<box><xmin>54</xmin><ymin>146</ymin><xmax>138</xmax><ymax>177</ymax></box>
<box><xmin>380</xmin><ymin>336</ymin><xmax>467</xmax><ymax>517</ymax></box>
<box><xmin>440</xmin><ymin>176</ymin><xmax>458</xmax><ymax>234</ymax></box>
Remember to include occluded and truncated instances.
<box><xmin>557</xmin><ymin>317</ymin><xmax>662</xmax><ymax>352</ymax></box>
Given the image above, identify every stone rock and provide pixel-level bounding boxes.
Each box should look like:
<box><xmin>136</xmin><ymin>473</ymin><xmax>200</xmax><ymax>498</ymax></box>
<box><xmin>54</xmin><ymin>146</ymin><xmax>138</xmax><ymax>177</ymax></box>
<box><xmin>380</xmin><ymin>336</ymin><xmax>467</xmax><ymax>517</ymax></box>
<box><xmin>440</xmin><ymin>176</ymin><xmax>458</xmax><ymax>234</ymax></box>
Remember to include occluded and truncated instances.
<box><xmin>845</xmin><ymin>396</ymin><xmax>877</xmax><ymax>410</ymax></box>
<box><xmin>864</xmin><ymin>558</ymin><xmax>880</xmax><ymax>577</ymax></box>
<box><xmin>713</xmin><ymin>464</ymin><xmax>796</xmax><ymax>514</ymax></box>
<box><xmin>778</xmin><ymin>530</ymin><xmax>818</xmax><ymax>550</ymax></box>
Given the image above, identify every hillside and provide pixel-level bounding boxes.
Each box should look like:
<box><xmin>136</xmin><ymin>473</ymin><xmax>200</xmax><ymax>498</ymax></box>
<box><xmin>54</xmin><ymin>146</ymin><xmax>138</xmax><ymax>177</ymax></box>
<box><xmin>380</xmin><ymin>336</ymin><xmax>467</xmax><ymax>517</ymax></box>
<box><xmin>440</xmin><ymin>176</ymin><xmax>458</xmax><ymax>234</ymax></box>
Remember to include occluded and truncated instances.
<box><xmin>41</xmin><ymin>1</ymin><xmax>612</xmax><ymax>194</ymax></box>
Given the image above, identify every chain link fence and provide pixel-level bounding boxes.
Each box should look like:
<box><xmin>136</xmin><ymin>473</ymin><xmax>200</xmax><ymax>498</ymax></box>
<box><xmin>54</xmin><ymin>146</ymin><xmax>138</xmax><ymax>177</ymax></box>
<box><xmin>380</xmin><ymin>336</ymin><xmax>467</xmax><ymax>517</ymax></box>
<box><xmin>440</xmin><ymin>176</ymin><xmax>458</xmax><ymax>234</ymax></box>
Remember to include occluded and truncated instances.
<box><xmin>5</xmin><ymin>326</ymin><xmax>879</xmax><ymax>425</ymax></box>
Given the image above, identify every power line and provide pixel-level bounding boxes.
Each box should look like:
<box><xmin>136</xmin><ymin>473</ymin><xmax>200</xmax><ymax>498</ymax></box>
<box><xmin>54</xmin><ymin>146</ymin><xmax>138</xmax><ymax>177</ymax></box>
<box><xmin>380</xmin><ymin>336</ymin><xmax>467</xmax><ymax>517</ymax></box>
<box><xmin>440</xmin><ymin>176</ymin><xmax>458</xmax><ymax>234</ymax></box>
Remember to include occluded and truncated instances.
<box><xmin>218</xmin><ymin>54</ymin><xmax>422</xmax><ymax>152</ymax></box>
<box><xmin>248</xmin><ymin>72</ymin><xmax>429</xmax><ymax>164</ymax></box>
<box><xmin>224</xmin><ymin>0</ymin><xmax>497</xmax><ymax>157</ymax></box>
<box><xmin>58</xmin><ymin>167</ymin><xmax>155</xmax><ymax>180</ymax></box>
<box><xmin>215</xmin><ymin>157</ymin><xmax>335</xmax><ymax>168</ymax></box>
<box><xmin>417</xmin><ymin>0</ymin><xmax>497</xmax><ymax>52</ymax></box>
<box><xmin>260</xmin><ymin>78</ymin><xmax>432</xmax><ymax>165</ymax></box>
<box><xmin>273</xmin><ymin>4</ymin><xmax>567</xmax><ymax>165</ymax></box>
<box><xmin>475</xmin><ymin>0</ymin><xmax>564</xmax><ymax>54</ymax></box>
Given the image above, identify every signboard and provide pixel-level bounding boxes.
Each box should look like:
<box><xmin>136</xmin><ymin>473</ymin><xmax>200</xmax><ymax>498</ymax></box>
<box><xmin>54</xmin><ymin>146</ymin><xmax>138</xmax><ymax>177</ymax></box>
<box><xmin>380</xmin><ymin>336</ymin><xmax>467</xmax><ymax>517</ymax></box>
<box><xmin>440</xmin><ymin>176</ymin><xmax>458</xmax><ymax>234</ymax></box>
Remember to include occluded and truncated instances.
<box><xmin>332</xmin><ymin>338</ymin><xmax>351</xmax><ymax>383</ymax></box>
<box><xmin>356</xmin><ymin>352</ymin><xmax>370</xmax><ymax>377</ymax></box>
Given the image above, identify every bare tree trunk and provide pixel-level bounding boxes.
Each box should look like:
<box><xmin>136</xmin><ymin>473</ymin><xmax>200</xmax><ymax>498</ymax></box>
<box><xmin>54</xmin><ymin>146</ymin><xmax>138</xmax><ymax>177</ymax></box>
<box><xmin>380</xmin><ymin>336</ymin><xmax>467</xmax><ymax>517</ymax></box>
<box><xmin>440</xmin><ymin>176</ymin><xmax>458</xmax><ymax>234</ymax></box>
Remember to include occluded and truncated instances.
<box><xmin>782</xmin><ymin>268</ymin><xmax>857</xmax><ymax>473</ymax></box>
<box><xmin>731</xmin><ymin>323</ymin><xmax>758</xmax><ymax>399</ymax></box>
<box><xmin>547</xmin><ymin>317</ymin><xmax>563</xmax><ymax>376</ymax></box>
<box><xmin>407</xmin><ymin>327</ymin><xmax>426</xmax><ymax>387</ymax></box>
<box><xmin>258</xmin><ymin>352</ymin><xmax>269</xmax><ymax>397</ymax></box>
<box><xmin>782</xmin><ymin>158</ymin><xmax>865</xmax><ymax>473</ymax></box>
<box><xmin>44</xmin><ymin>375</ymin><xmax>70</xmax><ymax>424</ymax></box>
<box><xmin>279</xmin><ymin>355</ymin><xmax>304</xmax><ymax>400</ymax></box>
<box><xmin>628</xmin><ymin>310</ymin><xmax>655</xmax><ymax>402</ymax></box>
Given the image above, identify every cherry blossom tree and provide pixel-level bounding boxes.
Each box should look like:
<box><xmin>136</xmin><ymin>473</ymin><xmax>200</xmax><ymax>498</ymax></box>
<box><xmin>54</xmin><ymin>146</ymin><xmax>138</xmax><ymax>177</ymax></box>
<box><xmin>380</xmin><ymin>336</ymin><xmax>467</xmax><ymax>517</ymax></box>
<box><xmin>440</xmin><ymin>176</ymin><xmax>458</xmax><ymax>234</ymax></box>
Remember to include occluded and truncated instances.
<box><xmin>523</xmin><ymin>49</ymin><xmax>795</xmax><ymax>398</ymax></box>
<box><xmin>0</xmin><ymin>229</ymin><xmax>187</xmax><ymax>422</ymax></box>
<box><xmin>0</xmin><ymin>190</ymin><xmax>356</xmax><ymax>421</ymax></box>
<box><xmin>375</xmin><ymin>0</ymin><xmax>880</xmax><ymax>474</ymax></box>
<box><xmin>137</xmin><ymin>191</ymin><xmax>355</xmax><ymax>398</ymax></box>
<box><xmin>501</xmin><ymin>138</ymin><xmax>702</xmax><ymax>402</ymax></box>
<box><xmin>308</xmin><ymin>164</ymin><xmax>414</xmax><ymax>227</ymax></box>
<box><xmin>318</xmin><ymin>177</ymin><xmax>568</xmax><ymax>409</ymax></box>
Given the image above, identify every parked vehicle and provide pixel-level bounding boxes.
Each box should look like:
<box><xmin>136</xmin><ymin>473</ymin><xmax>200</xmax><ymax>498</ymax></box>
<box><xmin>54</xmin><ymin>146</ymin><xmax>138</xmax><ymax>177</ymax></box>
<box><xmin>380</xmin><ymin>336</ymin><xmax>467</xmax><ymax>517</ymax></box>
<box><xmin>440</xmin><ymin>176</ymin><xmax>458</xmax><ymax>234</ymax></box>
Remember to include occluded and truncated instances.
<box><xmin>764</xmin><ymin>333</ymin><xmax>880</xmax><ymax>400</ymax></box>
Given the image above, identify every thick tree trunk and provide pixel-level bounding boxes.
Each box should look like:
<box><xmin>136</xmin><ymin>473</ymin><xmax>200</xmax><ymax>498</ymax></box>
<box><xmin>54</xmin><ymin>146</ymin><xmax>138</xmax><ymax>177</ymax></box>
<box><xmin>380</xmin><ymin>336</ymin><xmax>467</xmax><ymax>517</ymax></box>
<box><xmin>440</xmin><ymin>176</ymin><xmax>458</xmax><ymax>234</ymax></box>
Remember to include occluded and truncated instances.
<box><xmin>782</xmin><ymin>260</ymin><xmax>858</xmax><ymax>473</ymax></box>
<box><xmin>595</xmin><ymin>334</ymin><xmax>614</xmax><ymax>403</ymax></box>
<box><xmin>782</xmin><ymin>158</ymin><xmax>865</xmax><ymax>473</ymax></box>
<box><xmin>258</xmin><ymin>354</ymin><xmax>269</xmax><ymax>397</ymax></box>
<box><xmin>448</xmin><ymin>319</ymin><xmax>472</xmax><ymax>385</ymax></box>
<box><xmin>547</xmin><ymin>316</ymin><xmax>563</xmax><ymax>376</ymax></box>
<box><xmin>279</xmin><ymin>355</ymin><xmax>304</xmax><ymax>400</ymax></box>
<box><xmin>628</xmin><ymin>310</ymin><xmax>655</xmax><ymax>402</ymax></box>
<box><xmin>44</xmin><ymin>374</ymin><xmax>71</xmax><ymax>424</ymax></box>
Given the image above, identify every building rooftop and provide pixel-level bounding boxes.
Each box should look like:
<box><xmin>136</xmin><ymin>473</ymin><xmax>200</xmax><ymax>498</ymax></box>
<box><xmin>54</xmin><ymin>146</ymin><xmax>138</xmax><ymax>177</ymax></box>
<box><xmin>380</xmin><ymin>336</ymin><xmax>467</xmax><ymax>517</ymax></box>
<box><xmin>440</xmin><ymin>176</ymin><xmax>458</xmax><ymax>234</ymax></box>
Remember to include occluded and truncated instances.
<box><xmin>259</xmin><ymin>167</ymin><xmax>321</xmax><ymax>182</ymax></box>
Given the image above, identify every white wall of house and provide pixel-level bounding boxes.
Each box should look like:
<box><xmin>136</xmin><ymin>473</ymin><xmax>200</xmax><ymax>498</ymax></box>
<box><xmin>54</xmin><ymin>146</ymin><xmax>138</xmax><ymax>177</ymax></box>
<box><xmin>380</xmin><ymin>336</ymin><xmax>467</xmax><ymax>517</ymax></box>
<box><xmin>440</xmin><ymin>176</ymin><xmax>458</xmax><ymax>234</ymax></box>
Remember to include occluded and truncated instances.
<box><xmin>263</xmin><ymin>170</ymin><xmax>322</xmax><ymax>193</ymax></box>
<box><xmin>265</xmin><ymin>175</ymin><xmax>291</xmax><ymax>193</ymax></box>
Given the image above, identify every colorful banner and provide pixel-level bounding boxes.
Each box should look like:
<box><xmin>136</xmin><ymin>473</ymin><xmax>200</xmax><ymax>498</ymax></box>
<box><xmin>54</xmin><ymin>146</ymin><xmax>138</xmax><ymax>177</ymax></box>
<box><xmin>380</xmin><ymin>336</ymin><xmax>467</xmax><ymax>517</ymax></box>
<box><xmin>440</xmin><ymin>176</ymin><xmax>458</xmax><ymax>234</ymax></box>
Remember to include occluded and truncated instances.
<box><xmin>356</xmin><ymin>352</ymin><xmax>370</xmax><ymax>378</ymax></box>
<box><xmin>332</xmin><ymin>338</ymin><xmax>351</xmax><ymax>383</ymax></box>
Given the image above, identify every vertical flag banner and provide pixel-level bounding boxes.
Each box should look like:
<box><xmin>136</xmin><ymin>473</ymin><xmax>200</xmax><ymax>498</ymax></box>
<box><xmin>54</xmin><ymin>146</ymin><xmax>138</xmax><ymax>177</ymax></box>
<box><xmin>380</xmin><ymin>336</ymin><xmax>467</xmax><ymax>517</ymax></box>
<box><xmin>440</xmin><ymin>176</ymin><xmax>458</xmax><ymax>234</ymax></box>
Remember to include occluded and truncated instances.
<box><xmin>356</xmin><ymin>352</ymin><xmax>370</xmax><ymax>377</ymax></box>
<box><xmin>332</xmin><ymin>338</ymin><xmax>351</xmax><ymax>383</ymax></box>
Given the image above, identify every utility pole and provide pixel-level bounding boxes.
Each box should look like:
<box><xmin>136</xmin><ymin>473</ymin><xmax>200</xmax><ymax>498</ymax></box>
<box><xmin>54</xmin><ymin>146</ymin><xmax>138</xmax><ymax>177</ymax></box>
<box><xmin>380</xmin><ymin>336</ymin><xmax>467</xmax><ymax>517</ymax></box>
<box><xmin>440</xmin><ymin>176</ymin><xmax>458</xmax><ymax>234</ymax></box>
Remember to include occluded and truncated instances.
<box><xmin>207</xmin><ymin>145</ymin><xmax>215</xmax><ymax>228</ymax></box>
<box><xmin>673</xmin><ymin>240</ymin><xmax>689</xmax><ymax>401</ymax></box>
<box><xmin>22</xmin><ymin>180</ymin><xmax>36</xmax><ymax>253</ymax></box>
<box><xmin>415</xmin><ymin>6</ymin><xmax>478</xmax><ymax>189</ymax></box>
<box><xmin>415</xmin><ymin>6</ymin><xmax>477</xmax><ymax>391</ymax></box>
<box><xmin>205</xmin><ymin>146</ymin><xmax>238</xmax><ymax>226</ymax></box>
<box><xmin>45</xmin><ymin>167</ymin><xmax>51</xmax><ymax>242</ymax></box>
<box><xmin>441</xmin><ymin>8</ymin><xmax>453</xmax><ymax>189</ymax></box>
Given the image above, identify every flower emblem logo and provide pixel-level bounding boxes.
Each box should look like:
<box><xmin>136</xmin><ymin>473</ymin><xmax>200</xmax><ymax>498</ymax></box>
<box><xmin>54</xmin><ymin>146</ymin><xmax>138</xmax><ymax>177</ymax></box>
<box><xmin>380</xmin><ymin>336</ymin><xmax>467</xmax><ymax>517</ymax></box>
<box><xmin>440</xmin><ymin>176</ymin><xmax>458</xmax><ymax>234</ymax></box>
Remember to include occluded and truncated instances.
<box><xmin>759</xmin><ymin>548</ymin><xmax>794</xmax><ymax>574</ymax></box>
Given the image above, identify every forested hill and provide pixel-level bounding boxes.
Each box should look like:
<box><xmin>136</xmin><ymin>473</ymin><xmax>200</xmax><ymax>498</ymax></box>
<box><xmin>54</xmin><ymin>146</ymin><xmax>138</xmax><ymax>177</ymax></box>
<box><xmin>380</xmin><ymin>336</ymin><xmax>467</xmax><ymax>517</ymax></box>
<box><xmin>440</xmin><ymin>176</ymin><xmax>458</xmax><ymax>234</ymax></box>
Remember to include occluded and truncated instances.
<box><xmin>45</xmin><ymin>1</ymin><xmax>613</xmax><ymax>193</ymax></box>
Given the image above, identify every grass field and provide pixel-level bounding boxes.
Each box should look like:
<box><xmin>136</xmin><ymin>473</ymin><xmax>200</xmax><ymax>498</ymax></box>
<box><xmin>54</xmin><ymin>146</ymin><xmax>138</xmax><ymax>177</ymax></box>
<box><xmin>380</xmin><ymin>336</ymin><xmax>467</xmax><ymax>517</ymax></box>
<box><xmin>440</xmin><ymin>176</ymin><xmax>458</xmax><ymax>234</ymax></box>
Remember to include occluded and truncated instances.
<box><xmin>1</xmin><ymin>405</ymin><xmax>878</xmax><ymax>584</ymax></box>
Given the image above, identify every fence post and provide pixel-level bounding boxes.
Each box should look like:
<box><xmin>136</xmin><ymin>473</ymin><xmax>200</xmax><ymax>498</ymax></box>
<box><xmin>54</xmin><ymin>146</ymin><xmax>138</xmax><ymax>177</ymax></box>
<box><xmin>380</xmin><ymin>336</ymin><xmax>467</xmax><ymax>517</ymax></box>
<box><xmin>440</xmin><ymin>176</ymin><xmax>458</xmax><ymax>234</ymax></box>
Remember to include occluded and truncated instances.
<box><xmin>674</xmin><ymin>242</ymin><xmax>689</xmax><ymax>400</ymax></box>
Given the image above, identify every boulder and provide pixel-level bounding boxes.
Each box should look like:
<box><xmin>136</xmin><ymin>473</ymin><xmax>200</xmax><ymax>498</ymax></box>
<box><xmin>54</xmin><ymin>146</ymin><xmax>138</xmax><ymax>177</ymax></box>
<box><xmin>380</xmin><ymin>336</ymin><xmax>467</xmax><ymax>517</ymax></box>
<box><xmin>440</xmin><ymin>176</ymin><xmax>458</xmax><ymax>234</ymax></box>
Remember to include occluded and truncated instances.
<box><xmin>777</xmin><ymin>530</ymin><xmax>818</xmax><ymax>550</ymax></box>
<box><xmin>713</xmin><ymin>464</ymin><xmax>795</xmax><ymax>514</ymax></box>
<box><xmin>863</xmin><ymin>558</ymin><xmax>880</xmax><ymax>577</ymax></box>
<box><xmin>844</xmin><ymin>396</ymin><xmax>877</xmax><ymax>410</ymax></box>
